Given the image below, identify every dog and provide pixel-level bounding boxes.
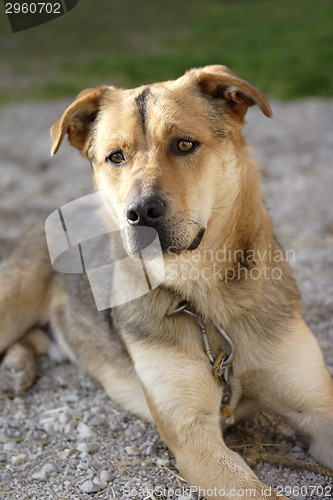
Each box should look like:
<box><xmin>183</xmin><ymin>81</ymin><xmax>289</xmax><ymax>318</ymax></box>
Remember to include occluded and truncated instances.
<box><xmin>0</xmin><ymin>65</ymin><xmax>332</xmax><ymax>499</ymax></box>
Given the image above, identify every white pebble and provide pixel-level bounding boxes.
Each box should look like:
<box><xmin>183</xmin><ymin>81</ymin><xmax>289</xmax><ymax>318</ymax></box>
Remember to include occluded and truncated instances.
<box><xmin>11</xmin><ymin>454</ymin><xmax>26</xmax><ymax>466</ymax></box>
<box><xmin>64</xmin><ymin>421</ymin><xmax>76</xmax><ymax>435</ymax></box>
<box><xmin>77</xmin><ymin>461</ymin><xmax>89</xmax><ymax>470</ymax></box>
<box><xmin>100</xmin><ymin>470</ymin><xmax>112</xmax><ymax>483</ymax></box>
<box><xmin>125</xmin><ymin>445</ymin><xmax>140</xmax><ymax>456</ymax></box>
<box><xmin>156</xmin><ymin>457</ymin><xmax>170</xmax><ymax>467</ymax></box>
<box><xmin>77</xmin><ymin>442</ymin><xmax>99</xmax><ymax>453</ymax></box>
<box><xmin>92</xmin><ymin>477</ymin><xmax>101</xmax><ymax>487</ymax></box>
<box><xmin>31</xmin><ymin>471</ymin><xmax>46</xmax><ymax>481</ymax></box>
<box><xmin>83</xmin><ymin>411</ymin><xmax>91</xmax><ymax>422</ymax></box>
<box><xmin>99</xmin><ymin>469</ymin><xmax>112</xmax><ymax>487</ymax></box>
<box><xmin>58</xmin><ymin>411</ymin><xmax>72</xmax><ymax>425</ymax></box>
<box><xmin>32</xmin><ymin>470</ymin><xmax>47</xmax><ymax>481</ymax></box>
<box><xmin>0</xmin><ymin>432</ymin><xmax>9</xmax><ymax>443</ymax></box>
<box><xmin>79</xmin><ymin>479</ymin><xmax>101</xmax><ymax>493</ymax></box>
<box><xmin>3</xmin><ymin>442</ymin><xmax>16</xmax><ymax>452</ymax></box>
<box><xmin>88</xmin><ymin>459</ymin><xmax>103</xmax><ymax>470</ymax></box>
<box><xmin>90</xmin><ymin>415</ymin><xmax>105</xmax><ymax>426</ymax></box>
<box><xmin>77</xmin><ymin>422</ymin><xmax>94</xmax><ymax>439</ymax></box>
<box><xmin>42</xmin><ymin>421</ymin><xmax>55</xmax><ymax>435</ymax></box>
<box><xmin>58</xmin><ymin>448</ymin><xmax>76</xmax><ymax>460</ymax></box>
<box><xmin>43</xmin><ymin>463</ymin><xmax>57</xmax><ymax>474</ymax></box>
<box><xmin>32</xmin><ymin>463</ymin><xmax>57</xmax><ymax>481</ymax></box>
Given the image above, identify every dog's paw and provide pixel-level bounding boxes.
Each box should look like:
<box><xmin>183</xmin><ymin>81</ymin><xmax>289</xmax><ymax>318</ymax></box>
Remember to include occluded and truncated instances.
<box><xmin>0</xmin><ymin>344</ymin><xmax>36</xmax><ymax>395</ymax></box>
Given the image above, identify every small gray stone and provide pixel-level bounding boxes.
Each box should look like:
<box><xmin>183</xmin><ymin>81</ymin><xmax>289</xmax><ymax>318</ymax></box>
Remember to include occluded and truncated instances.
<box><xmin>3</xmin><ymin>441</ymin><xmax>16</xmax><ymax>452</ymax></box>
<box><xmin>58</xmin><ymin>410</ymin><xmax>72</xmax><ymax>425</ymax></box>
<box><xmin>41</xmin><ymin>420</ymin><xmax>55</xmax><ymax>435</ymax></box>
<box><xmin>77</xmin><ymin>421</ymin><xmax>94</xmax><ymax>439</ymax></box>
<box><xmin>100</xmin><ymin>469</ymin><xmax>113</xmax><ymax>484</ymax></box>
<box><xmin>88</xmin><ymin>458</ymin><xmax>103</xmax><ymax>470</ymax></box>
<box><xmin>32</xmin><ymin>470</ymin><xmax>47</xmax><ymax>481</ymax></box>
<box><xmin>90</xmin><ymin>415</ymin><xmax>105</xmax><ymax>426</ymax></box>
<box><xmin>100</xmin><ymin>469</ymin><xmax>112</xmax><ymax>481</ymax></box>
<box><xmin>79</xmin><ymin>479</ymin><xmax>101</xmax><ymax>493</ymax></box>
<box><xmin>64</xmin><ymin>420</ymin><xmax>76</xmax><ymax>435</ymax></box>
<box><xmin>58</xmin><ymin>448</ymin><xmax>76</xmax><ymax>459</ymax></box>
<box><xmin>32</xmin><ymin>463</ymin><xmax>57</xmax><ymax>481</ymax></box>
<box><xmin>77</xmin><ymin>461</ymin><xmax>89</xmax><ymax>470</ymax></box>
<box><xmin>2</xmin><ymin>470</ymin><xmax>12</xmax><ymax>481</ymax></box>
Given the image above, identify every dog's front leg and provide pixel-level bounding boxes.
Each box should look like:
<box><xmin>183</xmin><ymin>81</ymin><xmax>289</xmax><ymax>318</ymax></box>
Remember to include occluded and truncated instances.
<box><xmin>127</xmin><ymin>340</ymin><xmax>285</xmax><ymax>500</ymax></box>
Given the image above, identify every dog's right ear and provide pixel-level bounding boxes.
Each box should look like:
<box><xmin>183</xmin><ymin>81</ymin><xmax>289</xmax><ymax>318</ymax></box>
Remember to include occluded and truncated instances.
<box><xmin>50</xmin><ymin>86</ymin><xmax>108</xmax><ymax>156</ymax></box>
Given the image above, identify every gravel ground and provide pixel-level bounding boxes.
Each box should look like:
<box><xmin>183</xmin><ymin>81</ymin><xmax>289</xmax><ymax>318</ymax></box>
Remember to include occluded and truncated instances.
<box><xmin>0</xmin><ymin>98</ymin><xmax>333</xmax><ymax>499</ymax></box>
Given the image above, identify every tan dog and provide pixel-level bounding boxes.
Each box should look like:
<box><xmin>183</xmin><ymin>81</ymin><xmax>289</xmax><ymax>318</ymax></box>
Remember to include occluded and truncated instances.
<box><xmin>1</xmin><ymin>65</ymin><xmax>332</xmax><ymax>499</ymax></box>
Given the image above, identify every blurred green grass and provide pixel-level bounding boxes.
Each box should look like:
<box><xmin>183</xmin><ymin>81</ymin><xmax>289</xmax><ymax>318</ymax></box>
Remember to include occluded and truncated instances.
<box><xmin>0</xmin><ymin>0</ymin><xmax>332</xmax><ymax>104</ymax></box>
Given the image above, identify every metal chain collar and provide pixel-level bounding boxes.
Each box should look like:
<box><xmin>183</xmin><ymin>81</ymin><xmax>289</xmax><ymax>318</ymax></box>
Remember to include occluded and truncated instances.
<box><xmin>167</xmin><ymin>302</ymin><xmax>235</xmax><ymax>419</ymax></box>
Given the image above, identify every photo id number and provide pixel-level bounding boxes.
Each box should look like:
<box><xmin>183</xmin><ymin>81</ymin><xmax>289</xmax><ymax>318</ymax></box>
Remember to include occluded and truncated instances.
<box><xmin>5</xmin><ymin>2</ymin><xmax>61</xmax><ymax>15</ymax></box>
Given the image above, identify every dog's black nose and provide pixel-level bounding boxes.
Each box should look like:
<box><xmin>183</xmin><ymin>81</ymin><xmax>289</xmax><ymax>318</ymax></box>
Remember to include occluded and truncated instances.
<box><xmin>126</xmin><ymin>196</ymin><xmax>166</xmax><ymax>227</ymax></box>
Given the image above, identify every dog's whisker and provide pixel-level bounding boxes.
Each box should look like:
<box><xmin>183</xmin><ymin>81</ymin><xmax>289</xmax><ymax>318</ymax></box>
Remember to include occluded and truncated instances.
<box><xmin>212</xmin><ymin>201</ymin><xmax>243</xmax><ymax>210</ymax></box>
<box><xmin>186</xmin><ymin>219</ymin><xmax>201</xmax><ymax>226</ymax></box>
<box><xmin>211</xmin><ymin>212</ymin><xmax>227</xmax><ymax>222</ymax></box>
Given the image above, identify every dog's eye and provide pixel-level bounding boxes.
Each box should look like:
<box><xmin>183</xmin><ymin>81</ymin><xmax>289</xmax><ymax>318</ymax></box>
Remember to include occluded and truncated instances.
<box><xmin>106</xmin><ymin>151</ymin><xmax>125</xmax><ymax>165</ymax></box>
<box><xmin>171</xmin><ymin>139</ymin><xmax>199</xmax><ymax>156</ymax></box>
<box><xmin>178</xmin><ymin>140</ymin><xmax>194</xmax><ymax>152</ymax></box>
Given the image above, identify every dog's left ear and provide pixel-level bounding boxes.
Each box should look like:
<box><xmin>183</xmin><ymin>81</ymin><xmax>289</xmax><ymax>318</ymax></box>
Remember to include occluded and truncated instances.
<box><xmin>50</xmin><ymin>85</ymin><xmax>108</xmax><ymax>156</ymax></box>
<box><xmin>192</xmin><ymin>65</ymin><xmax>272</xmax><ymax>119</ymax></box>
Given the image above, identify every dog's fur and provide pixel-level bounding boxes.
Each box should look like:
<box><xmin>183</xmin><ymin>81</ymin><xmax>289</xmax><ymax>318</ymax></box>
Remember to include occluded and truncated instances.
<box><xmin>1</xmin><ymin>65</ymin><xmax>333</xmax><ymax>499</ymax></box>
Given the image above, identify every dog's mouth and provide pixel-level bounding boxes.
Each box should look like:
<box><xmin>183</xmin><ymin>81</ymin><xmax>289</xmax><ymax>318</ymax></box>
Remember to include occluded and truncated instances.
<box><xmin>163</xmin><ymin>228</ymin><xmax>205</xmax><ymax>254</ymax></box>
<box><xmin>187</xmin><ymin>228</ymin><xmax>205</xmax><ymax>251</ymax></box>
<box><xmin>123</xmin><ymin>225</ymin><xmax>206</xmax><ymax>257</ymax></box>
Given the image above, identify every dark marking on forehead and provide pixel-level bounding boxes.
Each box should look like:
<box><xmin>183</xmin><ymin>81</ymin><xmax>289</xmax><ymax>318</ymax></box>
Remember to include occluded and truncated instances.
<box><xmin>135</xmin><ymin>87</ymin><xmax>151</xmax><ymax>132</ymax></box>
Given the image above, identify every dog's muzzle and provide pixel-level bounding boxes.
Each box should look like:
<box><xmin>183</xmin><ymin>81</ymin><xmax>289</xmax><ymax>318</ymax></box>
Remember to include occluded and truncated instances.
<box><xmin>125</xmin><ymin>195</ymin><xmax>205</xmax><ymax>254</ymax></box>
<box><xmin>126</xmin><ymin>195</ymin><xmax>166</xmax><ymax>228</ymax></box>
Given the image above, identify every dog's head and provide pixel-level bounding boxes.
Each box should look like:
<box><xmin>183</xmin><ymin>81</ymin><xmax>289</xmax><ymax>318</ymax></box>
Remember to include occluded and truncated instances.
<box><xmin>51</xmin><ymin>65</ymin><xmax>272</xmax><ymax>257</ymax></box>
